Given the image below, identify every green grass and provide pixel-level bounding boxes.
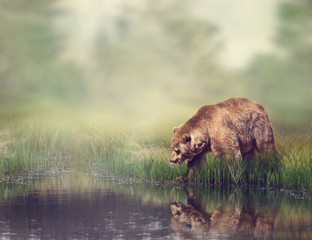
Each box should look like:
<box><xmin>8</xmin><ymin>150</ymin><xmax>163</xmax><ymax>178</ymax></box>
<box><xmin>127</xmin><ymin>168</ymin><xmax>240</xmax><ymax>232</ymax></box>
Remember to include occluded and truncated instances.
<box><xmin>0</xmin><ymin>117</ymin><xmax>311</xmax><ymax>189</ymax></box>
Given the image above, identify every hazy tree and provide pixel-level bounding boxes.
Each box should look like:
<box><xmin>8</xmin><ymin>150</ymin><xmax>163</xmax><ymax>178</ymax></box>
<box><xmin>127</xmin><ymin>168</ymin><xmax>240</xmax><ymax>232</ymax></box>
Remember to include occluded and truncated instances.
<box><xmin>92</xmin><ymin>0</ymin><xmax>238</xmax><ymax>113</ymax></box>
<box><xmin>0</xmin><ymin>0</ymin><xmax>85</xmax><ymax>115</ymax></box>
<box><xmin>245</xmin><ymin>0</ymin><xmax>312</xmax><ymax>126</ymax></box>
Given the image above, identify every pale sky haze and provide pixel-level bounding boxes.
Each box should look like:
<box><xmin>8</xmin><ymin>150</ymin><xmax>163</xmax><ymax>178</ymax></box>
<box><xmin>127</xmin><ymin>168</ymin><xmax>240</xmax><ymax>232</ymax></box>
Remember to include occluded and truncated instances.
<box><xmin>56</xmin><ymin>0</ymin><xmax>287</xmax><ymax>69</ymax></box>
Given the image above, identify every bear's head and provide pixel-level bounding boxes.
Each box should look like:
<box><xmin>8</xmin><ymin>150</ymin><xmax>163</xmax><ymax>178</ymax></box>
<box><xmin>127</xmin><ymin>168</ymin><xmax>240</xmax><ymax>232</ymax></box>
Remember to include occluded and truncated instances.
<box><xmin>170</xmin><ymin>202</ymin><xmax>209</xmax><ymax>232</ymax></box>
<box><xmin>170</xmin><ymin>126</ymin><xmax>208</xmax><ymax>164</ymax></box>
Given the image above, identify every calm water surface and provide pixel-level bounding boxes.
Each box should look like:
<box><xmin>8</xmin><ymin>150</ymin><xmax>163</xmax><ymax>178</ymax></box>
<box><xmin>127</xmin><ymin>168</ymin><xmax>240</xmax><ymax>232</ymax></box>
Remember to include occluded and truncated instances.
<box><xmin>0</xmin><ymin>174</ymin><xmax>311</xmax><ymax>240</ymax></box>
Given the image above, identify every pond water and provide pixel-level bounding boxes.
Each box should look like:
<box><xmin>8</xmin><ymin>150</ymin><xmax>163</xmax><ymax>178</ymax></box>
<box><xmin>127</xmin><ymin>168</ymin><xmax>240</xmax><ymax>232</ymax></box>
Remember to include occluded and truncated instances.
<box><xmin>0</xmin><ymin>174</ymin><xmax>311</xmax><ymax>240</ymax></box>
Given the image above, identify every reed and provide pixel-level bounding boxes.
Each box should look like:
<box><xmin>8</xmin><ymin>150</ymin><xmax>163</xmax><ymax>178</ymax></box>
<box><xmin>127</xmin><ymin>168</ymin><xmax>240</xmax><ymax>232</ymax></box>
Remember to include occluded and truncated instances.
<box><xmin>0</xmin><ymin>117</ymin><xmax>311</xmax><ymax>189</ymax></box>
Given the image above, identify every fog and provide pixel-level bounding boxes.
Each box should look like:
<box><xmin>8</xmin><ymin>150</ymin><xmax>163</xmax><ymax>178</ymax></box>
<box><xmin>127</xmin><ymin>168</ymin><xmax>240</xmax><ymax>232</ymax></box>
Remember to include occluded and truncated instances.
<box><xmin>0</xmin><ymin>0</ymin><xmax>311</xmax><ymax>128</ymax></box>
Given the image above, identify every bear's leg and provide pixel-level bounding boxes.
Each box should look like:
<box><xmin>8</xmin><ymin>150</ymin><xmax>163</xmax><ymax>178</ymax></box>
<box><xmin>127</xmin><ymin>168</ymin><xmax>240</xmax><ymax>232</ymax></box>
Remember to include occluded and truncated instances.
<box><xmin>176</xmin><ymin>152</ymin><xmax>206</xmax><ymax>182</ymax></box>
<box><xmin>233</xmin><ymin>151</ymin><xmax>242</xmax><ymax>162</ymax></box>
<box><xmin>186</xmin><ymin>154</ymin><xmax>204</xmax><ymax>178</ymax></box>
<box><xmin>253</xmin><ymin>122</ymin><xmax>277</xmax><ymax>157</ymax></box>
<box><xmin>242</xmin><ymin>147</ymin><xmax>259</xmax><ymax>161</ymax></box>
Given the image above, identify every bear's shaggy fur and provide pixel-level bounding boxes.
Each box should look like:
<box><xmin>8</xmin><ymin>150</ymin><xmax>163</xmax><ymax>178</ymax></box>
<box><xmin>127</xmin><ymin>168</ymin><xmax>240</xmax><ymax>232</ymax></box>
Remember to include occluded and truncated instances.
<box><xmin>170</xmin><ymin>198</ymin><xmax>276</xmax><ymax>238</ymax></box>
<box><xmin>170</xmin><ymin>97</ymin><xmax>276</xmax><ymax>180</ymax></box>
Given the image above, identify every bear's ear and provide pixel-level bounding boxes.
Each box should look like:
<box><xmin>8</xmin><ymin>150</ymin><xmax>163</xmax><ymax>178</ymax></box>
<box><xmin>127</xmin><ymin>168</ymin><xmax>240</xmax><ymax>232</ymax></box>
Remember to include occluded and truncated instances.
<box><xmin>173</xmin><ymin>127</ymin><xmax>179</xmax><ymax>134</ymax></box>
<box><xmin>182</xmin><ymin>133</ymin><xmax>191</xmax><ymax>143</ymax></box>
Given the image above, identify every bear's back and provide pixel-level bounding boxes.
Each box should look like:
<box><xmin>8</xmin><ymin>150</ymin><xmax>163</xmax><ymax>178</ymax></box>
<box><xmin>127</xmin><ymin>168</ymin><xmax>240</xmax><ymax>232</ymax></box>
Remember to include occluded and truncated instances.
<box><xmin>194</xmin><ymin>98</ymin><xmax>267</xmax><ymax>124</ymax></box>
<box><xmin>198</xmin><ymin>98</ymin><xmax>264</xmax><ymax>115</ymax></box>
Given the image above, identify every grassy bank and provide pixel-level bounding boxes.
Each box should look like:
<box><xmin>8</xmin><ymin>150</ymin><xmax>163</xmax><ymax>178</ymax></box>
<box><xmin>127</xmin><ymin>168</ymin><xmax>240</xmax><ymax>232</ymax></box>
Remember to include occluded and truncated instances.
<box><xmin>0</xmin><ymin>116</ymin><xmax>311</xmax><ymax>189</ymax></box>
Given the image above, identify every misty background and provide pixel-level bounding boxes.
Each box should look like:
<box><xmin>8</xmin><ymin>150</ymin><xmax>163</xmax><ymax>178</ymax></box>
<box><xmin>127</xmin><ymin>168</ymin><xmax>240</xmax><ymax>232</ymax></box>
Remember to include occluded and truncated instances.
<box><xmin>0</xmin><ymin>0</ymin><xmax>311</xmax><ymax>130</ymax></box>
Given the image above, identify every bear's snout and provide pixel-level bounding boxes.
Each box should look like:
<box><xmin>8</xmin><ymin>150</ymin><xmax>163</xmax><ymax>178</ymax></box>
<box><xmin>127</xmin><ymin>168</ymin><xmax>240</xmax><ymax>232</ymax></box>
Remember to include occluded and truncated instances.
<box><xmin>170</xmin><ymin>157</ymin><xmax>179</xmax><ymax>164</ymax></box>
<box><xmin>170</xmin><ymin>157</ymin><xmax>186</xmax><ymax>164</ymax></box>
<box><xmin>170</xmin><ymin>151</ymin><xmax>180</xmax><ymax>164</ymax></box>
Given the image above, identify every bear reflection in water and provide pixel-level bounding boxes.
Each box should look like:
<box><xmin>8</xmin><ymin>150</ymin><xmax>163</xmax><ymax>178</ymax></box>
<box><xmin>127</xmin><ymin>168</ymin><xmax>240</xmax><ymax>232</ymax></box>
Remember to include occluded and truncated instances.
<box><xmin>170</xmin><ymin>188</ymin><xmax>276</xmax><ymax>239</ymax></box>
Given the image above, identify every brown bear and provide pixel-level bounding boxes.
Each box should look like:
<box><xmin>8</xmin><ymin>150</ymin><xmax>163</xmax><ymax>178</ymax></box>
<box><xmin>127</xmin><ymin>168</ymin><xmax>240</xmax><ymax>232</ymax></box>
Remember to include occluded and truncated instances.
<box><xmin>170</xmin><ymin>200</ymin><xmax>276</xmax><ymax>239</ymax></box>
<box><xmin>170</xmin><ymin>97</ymin><xmax>277</xmax><ymax>181</ymax></box>
<box><xmin>169</xmin><ymin>186</ymin><xmax>277</xmax><ymax>239</ymax></box>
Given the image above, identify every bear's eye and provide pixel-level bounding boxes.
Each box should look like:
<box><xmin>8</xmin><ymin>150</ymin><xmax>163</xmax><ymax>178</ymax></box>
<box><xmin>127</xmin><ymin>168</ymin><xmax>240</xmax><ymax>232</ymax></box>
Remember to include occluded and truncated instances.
<box><xmin>175</xmin><ymin>210</ymin><xmax>181</xmax><ymax>216</ymax></box>
<box><xmin>175</xmin><ymin>150</ymin><xmax>181</xmax><ymax>155</ymax></box>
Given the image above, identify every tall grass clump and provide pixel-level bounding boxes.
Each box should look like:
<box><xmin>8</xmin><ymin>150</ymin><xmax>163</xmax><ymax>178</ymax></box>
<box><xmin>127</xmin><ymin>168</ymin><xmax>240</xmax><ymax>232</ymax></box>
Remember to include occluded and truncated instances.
<box><xmin>192</xmin><ymin>131</ymin><xmax>311</xmax><ymax>189</ymax></box>
<box><xmin>193</xmin><ymin>154</ymin><xmax>283</xmax><ymax>187</ymax></box>
<box><xmin>277</xmin><ymin>132</ymin><xmax>312</xmax><ymax>189</ymax></box>
<box><xmin>76</xmin><ymin>122</ymin><xmax>186</xmax><ymax>181</ymax></box>
<box><xmin>0</xmin><ymin>115</ymin><xmax>311</xmax><ymax>190</ymax></box>
<box><xmin>0</xmin><ymin>118</ymin><xmax>74</xmax><ymax>178</ymax></box>
<box><xmin>81</xmin><ymin>121</ymin><xmax>286</xmax><ymax>187</ymax></box>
